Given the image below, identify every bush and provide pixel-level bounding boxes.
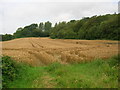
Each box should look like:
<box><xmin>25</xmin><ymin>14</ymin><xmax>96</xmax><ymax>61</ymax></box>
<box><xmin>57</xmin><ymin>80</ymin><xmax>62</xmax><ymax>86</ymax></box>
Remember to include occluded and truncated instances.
<box><xmin>2</xmin><ymin>56</ymin><xmax>22</xmax><ymax>88</ymax></box>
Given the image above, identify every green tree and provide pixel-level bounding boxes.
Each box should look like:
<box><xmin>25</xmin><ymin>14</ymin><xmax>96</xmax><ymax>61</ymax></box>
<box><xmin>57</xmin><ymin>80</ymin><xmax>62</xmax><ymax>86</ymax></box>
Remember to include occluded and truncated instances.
<box><xmin>2</xmin><ymin>34</ymin><xmax>13</xmax><ymax>41</ymax></box>
<box><xmin>39</xmin><ymin>22</ymin><xmax>44</xmax><ymax>31</ymax></box>
<box><xmin>44</xmin><ymin>21</ymin><xmax>52</xmax><ymax>31</ymax></box>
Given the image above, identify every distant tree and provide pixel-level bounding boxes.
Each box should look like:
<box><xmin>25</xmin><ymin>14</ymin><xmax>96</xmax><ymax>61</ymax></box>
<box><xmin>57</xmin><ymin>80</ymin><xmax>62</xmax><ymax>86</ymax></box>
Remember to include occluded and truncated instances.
<box><xmin>44</xmin><ymin>21</ymin><xmax>52</xmax><ymax>31</ymax></box>
<box><xmin>24</xmin><ymin>24</ymin><xmax>38</xmax><ymax>30</ymax></box>
<box><xmin>32</xmin><ymin>29</ymin><xmax>43</xmax><ymax>37</ymax></box>
<box><xmin>17</xmin><ymin>27</ymin><xmax>23</xmax><ymax>31</ymax></box>
<box><xmin>54</xmin><ymin>23</ymin><xmax>58</xmax><ymax>27</ymax></box>
<box><xmin>50</xmin><ymin>14</ymin><xmax>119</xmax><ymax>40</ymax></box>
<box><xmin>0</xmin><ymin>34</ymin><xmax>2</xmax><ymax>41</ymax></box>
<box><xmin>7</xmin><ymin>14</ymin><xmax>119</xmax><ymax>40</ymax></box>
<box><xmin>2</xmin><ymin>34</ymin><xmax>13</xmax><ymax>41</ymax></box>
<box><xmin>39</xmin><ymin>22</ymin><xmax>44</xmax><ymax>31</ymax></box>
<box><xmin>70</xmin><ymin>20</ymin><xmax>76</xmax><ymax>23</ymax></box>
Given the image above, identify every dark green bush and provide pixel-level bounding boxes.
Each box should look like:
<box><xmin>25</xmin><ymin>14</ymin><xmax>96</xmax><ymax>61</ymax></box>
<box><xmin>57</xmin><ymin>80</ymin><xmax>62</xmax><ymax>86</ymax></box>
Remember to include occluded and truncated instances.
<box><xmin>2</xmin><ymin>56</ymin><xmax>21</xmax><ymax>88</ymax></box>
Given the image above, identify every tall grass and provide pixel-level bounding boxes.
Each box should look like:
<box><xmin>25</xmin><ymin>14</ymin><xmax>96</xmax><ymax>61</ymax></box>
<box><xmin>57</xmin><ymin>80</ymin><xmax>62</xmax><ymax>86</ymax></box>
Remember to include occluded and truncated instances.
<box><xmin>44</xmin><ymin>56</ymin><xmax>118</xmax><ymax>88</ymax></box>
<box><xmin>2</xmin><ymin>55</ymin><xmax>119</xmax><ymax>88</ymax></box>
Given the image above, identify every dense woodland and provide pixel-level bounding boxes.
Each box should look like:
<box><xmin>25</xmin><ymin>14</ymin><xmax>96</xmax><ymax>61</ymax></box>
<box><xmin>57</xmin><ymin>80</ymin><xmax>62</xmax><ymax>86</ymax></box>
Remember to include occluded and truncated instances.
<box><xmin>1</xmin><ymin>14</ymin><xmax>120</xmax><ymax>41</ymax></box>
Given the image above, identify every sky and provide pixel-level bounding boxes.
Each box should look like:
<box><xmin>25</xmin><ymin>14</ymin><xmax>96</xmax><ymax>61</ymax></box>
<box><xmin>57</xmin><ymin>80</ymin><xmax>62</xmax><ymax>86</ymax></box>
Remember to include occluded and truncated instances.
<box><xmin>0</xmin><ymin>0</ymin><xmax>119</xmax><ymax>34</ymax></box>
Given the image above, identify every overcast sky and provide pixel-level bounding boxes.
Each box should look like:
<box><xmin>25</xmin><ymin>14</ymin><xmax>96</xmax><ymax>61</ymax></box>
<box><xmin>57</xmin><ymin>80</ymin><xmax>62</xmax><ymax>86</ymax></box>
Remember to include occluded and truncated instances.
<box><xmin>0</xmin><ymin>0</ymin><xmax>119</xmax><ymax>34</ymax></box>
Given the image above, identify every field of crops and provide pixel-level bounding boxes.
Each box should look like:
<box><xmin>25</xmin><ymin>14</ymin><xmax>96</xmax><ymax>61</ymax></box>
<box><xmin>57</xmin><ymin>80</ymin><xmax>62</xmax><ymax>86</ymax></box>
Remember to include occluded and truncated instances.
<box><xmin>1</xmin><ymin>37</ymin><xmax>118</xmax><ymax>66</ymax></box>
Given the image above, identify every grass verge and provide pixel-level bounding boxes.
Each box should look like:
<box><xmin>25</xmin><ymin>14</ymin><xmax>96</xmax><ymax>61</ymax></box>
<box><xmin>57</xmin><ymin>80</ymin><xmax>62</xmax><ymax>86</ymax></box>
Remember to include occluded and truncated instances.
<box><xmin>2</xmin><ymin>55</ymin><xmax>119</xmax><ymax>88</ymax></box>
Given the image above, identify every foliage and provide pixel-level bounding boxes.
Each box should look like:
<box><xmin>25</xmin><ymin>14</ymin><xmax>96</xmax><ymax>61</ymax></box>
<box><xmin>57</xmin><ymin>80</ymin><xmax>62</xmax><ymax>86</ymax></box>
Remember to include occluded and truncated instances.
<box><xmin>7</xmin><ymin>56</ymin><xmax>119</xmax><ymax>88</ymax></box>
<box><xmin>1</xmin><ymin>56</ymin><xmax>28</xmax><ymax>88</ymax></box>
<box><xmin>1</xmin><ymin>34</ymin><xmax>13</xmax><ymax>41</ymax></box>
<box><xmin>44</xmin><ymin>21</ymin><xmax>52</xmax><ymax>31</ymax></box>
<box><xmin>1</xmin><ymin>14</ymin><xmax>119</xmax><ymax>41</ymax></box>
<box><xmin>13</xmin><ymin>22</ymin><xmax>52</xmax><ymax>38</ymax></box>
<box><xmin>50</xmin><ymin>14</ymin><xmax>119</xmax><ymax>40</ymax></box>
<box><xmin>2</xmin><ymin>56</ymin><xmax>19</xmax><ymax>88</ymax></box>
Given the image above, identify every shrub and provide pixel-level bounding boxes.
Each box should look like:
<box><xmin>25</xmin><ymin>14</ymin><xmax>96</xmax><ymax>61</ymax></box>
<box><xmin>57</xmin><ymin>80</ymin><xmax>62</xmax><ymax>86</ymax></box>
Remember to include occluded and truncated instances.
<box><xmin>2</xmin><ymin>56</ymin><xmax>21</xmax><ymax>88</ymax></box>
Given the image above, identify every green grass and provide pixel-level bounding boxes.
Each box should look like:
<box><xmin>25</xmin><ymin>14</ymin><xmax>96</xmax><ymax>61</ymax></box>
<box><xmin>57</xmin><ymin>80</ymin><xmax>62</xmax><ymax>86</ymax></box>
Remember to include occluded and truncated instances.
<box><xmin>4</xmin><ymin>55</ymin><xmax>119</xmax><ymax>88</ymax></box>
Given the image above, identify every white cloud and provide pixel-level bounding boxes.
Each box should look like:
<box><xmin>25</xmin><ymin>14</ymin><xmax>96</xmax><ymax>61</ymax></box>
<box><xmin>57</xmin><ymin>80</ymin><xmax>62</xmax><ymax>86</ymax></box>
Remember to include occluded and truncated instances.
<box><xmin>0</xmin><ymin>1</ymin><xmax>118</xmax><ymax>34</ymax></box>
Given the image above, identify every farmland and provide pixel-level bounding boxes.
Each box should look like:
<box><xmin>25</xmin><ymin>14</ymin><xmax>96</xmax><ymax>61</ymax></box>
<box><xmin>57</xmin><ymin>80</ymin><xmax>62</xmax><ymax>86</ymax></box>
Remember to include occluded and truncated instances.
<box><xmin>1</xmin><ymin>37</ymin><xmax>119</xmax><ymax>88</ymax></box>
<box><xmin>0</xmin><ymin>2</ymin><xmax>119</xmax><ymax>88</ymax></box>
<box><xmin>1</xmin><ymin>37</ymin><xmax>118</xmax><ymax>66</ymax></box>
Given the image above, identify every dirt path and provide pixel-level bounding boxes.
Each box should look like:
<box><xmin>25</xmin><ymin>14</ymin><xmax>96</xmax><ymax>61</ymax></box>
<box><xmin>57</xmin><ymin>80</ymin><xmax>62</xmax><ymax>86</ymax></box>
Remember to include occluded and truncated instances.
<box><xmin>1</xmin><ymin>37</ymin><xmax>118</xmax><ymax>66</ymax></box>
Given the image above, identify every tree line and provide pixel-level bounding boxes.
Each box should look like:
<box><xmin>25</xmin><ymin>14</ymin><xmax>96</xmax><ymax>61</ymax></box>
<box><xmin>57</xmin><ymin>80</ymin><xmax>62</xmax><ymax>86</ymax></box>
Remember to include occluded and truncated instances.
<box><xmin>50</xmin><ymin>14</ymin><xmax>119</xmax><ymax>40</ymax></box>
<box><xmin>1</xmin><ymin>14</ymin><xmax>119</xmax><ymax>41</ymax></box>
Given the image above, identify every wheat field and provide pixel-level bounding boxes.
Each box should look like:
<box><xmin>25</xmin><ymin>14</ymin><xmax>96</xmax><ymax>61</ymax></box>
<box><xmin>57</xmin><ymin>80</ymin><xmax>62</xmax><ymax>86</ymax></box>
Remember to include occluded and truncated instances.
<box><xmin>1</xmin><ymin>37</ymin><xmax>118</xmax><ymax>66</ymax></box>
